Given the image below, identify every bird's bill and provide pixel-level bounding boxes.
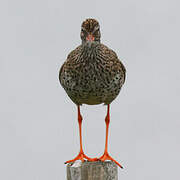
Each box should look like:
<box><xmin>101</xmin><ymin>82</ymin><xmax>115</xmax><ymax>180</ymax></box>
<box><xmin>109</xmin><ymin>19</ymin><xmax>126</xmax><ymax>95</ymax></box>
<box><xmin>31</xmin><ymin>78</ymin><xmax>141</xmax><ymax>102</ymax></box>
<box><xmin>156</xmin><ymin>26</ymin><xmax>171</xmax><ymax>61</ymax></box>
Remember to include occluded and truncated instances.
<box><xmin>86</xmin><ymin>34</ymin><xmax>95</xmax><ymax>42</ymax></box>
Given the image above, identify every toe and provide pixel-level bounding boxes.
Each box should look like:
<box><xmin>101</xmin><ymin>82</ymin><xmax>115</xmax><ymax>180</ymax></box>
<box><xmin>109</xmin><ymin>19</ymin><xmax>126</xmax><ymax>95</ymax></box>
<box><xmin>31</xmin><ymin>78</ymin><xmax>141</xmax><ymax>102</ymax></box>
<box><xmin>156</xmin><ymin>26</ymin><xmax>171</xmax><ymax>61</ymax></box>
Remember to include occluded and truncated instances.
<box><xmin>98</xmin><ymin>153</ymin><xmax>123</xmax><ymax>169</ymax></box>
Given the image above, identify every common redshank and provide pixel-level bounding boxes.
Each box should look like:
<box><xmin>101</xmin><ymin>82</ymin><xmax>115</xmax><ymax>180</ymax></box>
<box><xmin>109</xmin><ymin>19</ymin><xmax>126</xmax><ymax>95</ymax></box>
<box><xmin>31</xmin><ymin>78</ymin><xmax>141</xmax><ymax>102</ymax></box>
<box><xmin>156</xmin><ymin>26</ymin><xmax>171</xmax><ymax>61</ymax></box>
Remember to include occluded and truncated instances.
<box><xmin>59</xmin><ymin>19</ymin><xmax>126</xmax><ymax>168</ymax></box>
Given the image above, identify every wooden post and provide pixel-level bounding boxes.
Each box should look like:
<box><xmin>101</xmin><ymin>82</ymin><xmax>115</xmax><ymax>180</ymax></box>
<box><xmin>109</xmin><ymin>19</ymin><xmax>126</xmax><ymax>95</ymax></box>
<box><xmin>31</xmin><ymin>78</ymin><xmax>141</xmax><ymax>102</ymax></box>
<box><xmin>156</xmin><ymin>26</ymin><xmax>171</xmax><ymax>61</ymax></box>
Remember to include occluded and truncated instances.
<box><xmin>67</xmin><ymin>161</ymin><xmax>118</xmax><ymax>180</ymax></box>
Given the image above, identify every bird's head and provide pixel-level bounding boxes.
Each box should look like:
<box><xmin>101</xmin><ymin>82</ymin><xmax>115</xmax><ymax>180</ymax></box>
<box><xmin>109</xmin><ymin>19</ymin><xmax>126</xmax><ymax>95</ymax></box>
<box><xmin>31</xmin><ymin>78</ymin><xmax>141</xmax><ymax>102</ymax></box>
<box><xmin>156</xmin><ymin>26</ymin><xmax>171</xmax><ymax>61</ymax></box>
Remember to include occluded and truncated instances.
<box><xmin>80</xmin><ymin>18</ymin><xmax>101</xmax><ymax>45</ymax></box>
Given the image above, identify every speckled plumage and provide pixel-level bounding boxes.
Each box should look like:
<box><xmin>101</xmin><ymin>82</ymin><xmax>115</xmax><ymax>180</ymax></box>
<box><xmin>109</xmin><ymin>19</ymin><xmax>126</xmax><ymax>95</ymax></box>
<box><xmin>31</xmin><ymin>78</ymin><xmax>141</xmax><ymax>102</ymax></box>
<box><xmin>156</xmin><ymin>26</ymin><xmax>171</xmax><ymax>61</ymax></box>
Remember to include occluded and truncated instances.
<box><xmin>59</xmin><ymin>19</ymin><xmax>126</xmax><ymax>105</ymax></box>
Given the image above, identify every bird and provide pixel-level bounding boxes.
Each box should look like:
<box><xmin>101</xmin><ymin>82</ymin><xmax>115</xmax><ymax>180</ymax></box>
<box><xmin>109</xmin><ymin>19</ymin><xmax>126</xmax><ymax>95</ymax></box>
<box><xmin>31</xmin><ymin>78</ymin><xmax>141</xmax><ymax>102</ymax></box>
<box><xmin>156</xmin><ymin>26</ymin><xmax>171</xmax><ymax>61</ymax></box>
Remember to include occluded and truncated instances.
<box><xmin>59</xmin><ymin>18</ymin><xmax>126</xmax><ymax>168</ymax></box>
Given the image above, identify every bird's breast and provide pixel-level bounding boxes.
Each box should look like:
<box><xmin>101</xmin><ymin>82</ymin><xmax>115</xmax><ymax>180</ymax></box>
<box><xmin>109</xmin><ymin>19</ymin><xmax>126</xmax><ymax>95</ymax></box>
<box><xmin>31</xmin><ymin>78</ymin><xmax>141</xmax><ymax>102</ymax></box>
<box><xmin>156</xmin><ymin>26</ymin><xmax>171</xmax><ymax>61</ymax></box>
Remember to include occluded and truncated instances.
<box><xmin>60</xmin><ymin>44</ymin><xmax>125</xmax><ymax>105</ymax></box>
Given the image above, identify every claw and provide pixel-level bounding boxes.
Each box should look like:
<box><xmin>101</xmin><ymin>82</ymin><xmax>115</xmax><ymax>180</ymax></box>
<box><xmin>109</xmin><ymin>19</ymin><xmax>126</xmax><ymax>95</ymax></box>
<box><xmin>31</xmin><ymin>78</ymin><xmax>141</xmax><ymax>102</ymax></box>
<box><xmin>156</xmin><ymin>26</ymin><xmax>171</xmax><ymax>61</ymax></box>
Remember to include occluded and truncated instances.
<box><xmin>98</xmin><ymin>152</ymin><xmax>123</xmax><ymax>169</ymax></box>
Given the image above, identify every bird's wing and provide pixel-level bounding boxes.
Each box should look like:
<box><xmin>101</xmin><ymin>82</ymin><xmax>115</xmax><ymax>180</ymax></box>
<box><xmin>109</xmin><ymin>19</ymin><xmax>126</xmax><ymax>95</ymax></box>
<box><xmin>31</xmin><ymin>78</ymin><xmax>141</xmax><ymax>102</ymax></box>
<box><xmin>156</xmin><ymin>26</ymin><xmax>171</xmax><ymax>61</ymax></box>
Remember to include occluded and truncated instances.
<box><xmin>100</xmin><ymin>44</ymin><xmax>126</xmax><ymax>85</ymax></box>
<box><xmin>59</xmin><ymin>45</ymin><xmax>82</xmax><ymax>85</ymax></box>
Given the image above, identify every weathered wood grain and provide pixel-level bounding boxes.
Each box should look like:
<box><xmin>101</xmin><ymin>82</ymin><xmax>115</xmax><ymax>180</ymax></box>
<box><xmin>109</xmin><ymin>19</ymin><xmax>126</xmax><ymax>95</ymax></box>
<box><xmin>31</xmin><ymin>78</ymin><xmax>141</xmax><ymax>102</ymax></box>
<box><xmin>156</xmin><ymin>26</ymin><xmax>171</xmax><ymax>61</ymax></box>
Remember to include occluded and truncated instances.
<box><xmin>67</xmin><ymin>161</ymin><xmax>118</xmax><ymax>180</ymax></box>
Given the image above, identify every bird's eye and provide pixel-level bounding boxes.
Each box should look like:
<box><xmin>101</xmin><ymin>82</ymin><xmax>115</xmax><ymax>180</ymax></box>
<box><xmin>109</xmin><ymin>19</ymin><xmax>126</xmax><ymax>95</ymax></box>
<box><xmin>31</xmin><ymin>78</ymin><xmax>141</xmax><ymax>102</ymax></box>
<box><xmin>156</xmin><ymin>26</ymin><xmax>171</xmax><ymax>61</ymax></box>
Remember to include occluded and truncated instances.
<box><xmin>81</xmin><ymin>28</ymin><xmax>87</xmax><ymax>35</ymax></box>
<box><xmin>81</xmin><ymin>28</ymin><xmax>86</xmax><ymax>33</ymax></box>
<box><xmin>93</xmin><ymin>27</ymin><xmax>100</xmax><ymax>35</ymax></box>
<box><xmin>81</xmin><ymin>29</ymin><xmax>86</xmax><ymax>36</ymax></box>
<box><xmin>95</xmin><ymin>28</ymin><xmax>99</xmax><ymax>32</ymax></box>
<box><xmin>95</xmin><ymin>29</ymin><xmax>100</xmax><ymax>34</ymax></box>
<box><xmin>93</xmin><ymin>28</ymin><xmax>100</xmax><ymax>36</ymax></box>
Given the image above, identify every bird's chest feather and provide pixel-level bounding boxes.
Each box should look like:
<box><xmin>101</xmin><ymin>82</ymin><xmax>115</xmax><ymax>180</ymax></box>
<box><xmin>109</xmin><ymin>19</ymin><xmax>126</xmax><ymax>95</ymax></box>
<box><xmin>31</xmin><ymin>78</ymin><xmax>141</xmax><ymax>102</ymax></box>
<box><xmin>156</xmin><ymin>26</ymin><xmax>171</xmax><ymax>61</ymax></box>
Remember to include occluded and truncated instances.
<box><xmin>60</xmin><ymin>45</ymin><xmax>124</xmax><ymax>105</ymax></box>
<box><xmin>66</xmin><ymin>49</ymin><xmax>119</xmax><ymax>92</ymax></box>
<box><xmin>74</xmin><ymin>58</ymin><xmax>104</xmax><ymax>90</ymax></box>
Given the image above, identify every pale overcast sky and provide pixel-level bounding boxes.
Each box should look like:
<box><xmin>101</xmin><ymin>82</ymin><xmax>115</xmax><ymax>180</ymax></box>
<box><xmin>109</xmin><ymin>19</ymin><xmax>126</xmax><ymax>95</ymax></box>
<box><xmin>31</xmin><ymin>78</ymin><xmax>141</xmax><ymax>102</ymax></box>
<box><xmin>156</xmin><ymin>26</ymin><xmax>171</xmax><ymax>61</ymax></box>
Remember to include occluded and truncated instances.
<box><xmin>0</xmin><ymin>0</ymin><xmax>180</xmax><ymax>179</ymax></box>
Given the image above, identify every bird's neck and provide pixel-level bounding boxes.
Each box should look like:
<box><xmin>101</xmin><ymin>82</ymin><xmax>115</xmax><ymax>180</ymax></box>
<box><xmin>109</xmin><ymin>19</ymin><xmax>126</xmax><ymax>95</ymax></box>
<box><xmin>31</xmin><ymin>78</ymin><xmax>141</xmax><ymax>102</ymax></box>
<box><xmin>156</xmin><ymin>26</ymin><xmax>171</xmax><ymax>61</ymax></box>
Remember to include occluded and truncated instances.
<box><xmin>81</xmin><ymin>42</ymin><xmax>100</xmax><ymax>61</ymax></box>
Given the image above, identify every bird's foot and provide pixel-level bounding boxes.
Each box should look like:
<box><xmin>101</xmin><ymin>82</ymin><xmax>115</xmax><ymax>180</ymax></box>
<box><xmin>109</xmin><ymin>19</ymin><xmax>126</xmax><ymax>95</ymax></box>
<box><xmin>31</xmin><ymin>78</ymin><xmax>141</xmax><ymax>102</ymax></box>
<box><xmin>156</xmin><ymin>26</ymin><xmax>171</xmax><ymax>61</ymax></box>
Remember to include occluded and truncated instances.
<box><xmin>65</xmin><ymin>151</ymin><xmax>98</xmax><ymax>164</ymax></box>
<box><xmin>98</xmin><ymin>152</ymin><xmax>123</xmax><ymax>169</ymax></box>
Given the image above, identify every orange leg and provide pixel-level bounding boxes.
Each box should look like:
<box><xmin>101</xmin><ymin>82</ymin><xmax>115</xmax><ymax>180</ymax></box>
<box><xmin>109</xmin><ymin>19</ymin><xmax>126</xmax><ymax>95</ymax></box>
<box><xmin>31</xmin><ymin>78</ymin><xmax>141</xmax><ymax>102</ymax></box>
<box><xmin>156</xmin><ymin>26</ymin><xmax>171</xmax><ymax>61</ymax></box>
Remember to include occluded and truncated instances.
<box><xmin>98</xmin><ymin>104</ymin><xmax>123</xmax><ymax>168</ymax></box>
<box><xmin>65</xmin><ymin>106</ymin><xmax>97</xmax><ymax>164</ymax></box>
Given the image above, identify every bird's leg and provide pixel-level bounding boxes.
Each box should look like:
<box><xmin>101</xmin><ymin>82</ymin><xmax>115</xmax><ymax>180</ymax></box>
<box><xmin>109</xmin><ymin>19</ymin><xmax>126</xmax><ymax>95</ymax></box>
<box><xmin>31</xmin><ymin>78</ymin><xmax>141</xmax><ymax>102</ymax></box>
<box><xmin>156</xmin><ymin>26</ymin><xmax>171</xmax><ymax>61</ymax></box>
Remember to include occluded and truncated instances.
<box><xmin>65</xmin><ymin>106</ymin><xmax>97</xmax><ymax>164</ymax></box>
<box><xmin>98</xmin><ymin>104</ymin><xmax>123</xmax><ymax>168</ymax></box>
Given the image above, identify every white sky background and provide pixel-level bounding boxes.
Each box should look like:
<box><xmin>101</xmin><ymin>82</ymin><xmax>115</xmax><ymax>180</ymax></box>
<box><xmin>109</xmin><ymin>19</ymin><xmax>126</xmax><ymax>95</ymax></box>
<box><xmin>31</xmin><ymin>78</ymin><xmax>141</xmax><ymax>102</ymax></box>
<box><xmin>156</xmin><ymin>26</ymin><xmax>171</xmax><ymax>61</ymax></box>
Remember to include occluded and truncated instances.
<box><xmin>0</xmin><ymin>0</ymin><xmax>180</xmax><ymax>179</ymax></box>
